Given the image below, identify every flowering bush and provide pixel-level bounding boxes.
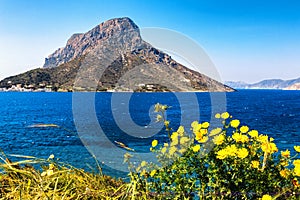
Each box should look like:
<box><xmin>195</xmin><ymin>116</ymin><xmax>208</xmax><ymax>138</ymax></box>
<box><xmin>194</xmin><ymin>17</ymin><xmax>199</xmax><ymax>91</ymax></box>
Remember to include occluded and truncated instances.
<box><xmin>126</xmin><ymin>103</ymin><xmax>300</xmax><ymax>199</ymax></box>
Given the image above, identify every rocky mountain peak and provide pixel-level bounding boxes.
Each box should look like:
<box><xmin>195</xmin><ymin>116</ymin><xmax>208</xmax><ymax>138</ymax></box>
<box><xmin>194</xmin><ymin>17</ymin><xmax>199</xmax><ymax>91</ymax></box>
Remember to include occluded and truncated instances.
<box><xmin>43</xmin><ymin>17</ymin><xmax>142</xmax><ymax>68</ymax></box>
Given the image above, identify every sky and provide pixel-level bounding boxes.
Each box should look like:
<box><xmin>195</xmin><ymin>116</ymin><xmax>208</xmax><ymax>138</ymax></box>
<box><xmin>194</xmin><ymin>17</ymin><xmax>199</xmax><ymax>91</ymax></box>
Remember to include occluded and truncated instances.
<box><xmin>0</xmin><ymin>0</ymin><xmax>299</xmax><ymax>83</ymax></box>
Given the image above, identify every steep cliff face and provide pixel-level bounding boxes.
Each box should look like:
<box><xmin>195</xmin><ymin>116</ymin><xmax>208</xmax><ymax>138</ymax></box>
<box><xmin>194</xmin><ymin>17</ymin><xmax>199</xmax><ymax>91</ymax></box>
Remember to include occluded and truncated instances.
<box><xmin>1</xmin><ymin>17</ymin><xmax>233</xmax><ymax>92</ymax></box>
<box><xmin>43</xmin><ymin>17</ymin><xmax>144</xmax><ymax>68</ymax></box>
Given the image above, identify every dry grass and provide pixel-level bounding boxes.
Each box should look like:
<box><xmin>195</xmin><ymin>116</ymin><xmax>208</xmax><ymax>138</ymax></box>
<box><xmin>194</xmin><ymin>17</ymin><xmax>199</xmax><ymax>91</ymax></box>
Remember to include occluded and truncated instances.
<box><xmin>0</xmin><ymin>152</ymin><xmax>129</xmax><ymax>199</ymax></box>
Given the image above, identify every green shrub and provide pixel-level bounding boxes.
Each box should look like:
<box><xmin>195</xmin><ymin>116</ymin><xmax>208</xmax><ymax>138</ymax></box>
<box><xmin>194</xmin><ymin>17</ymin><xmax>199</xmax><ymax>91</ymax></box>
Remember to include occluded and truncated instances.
<box><xmin>126</xmin><ymin>103</ymin><xmax>300</xmax><ymax>199</ymax></box>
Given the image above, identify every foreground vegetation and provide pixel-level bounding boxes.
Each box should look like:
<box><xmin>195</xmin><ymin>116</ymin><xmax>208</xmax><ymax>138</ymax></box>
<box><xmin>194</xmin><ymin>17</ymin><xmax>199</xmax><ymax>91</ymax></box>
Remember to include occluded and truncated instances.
<box><xmin>0</xmin><ymin>154</ymin><xmax>127</xmax><ymax>199</ymax></box>
<box><xmin>126</xmin><ymin>104</ymin><xmax>300</xmax><ymax>199</ymax></box>
<box><xmin>1</xmin><ymin>104</ymin><xmax>300</xmax><ymax>199</ymax></box>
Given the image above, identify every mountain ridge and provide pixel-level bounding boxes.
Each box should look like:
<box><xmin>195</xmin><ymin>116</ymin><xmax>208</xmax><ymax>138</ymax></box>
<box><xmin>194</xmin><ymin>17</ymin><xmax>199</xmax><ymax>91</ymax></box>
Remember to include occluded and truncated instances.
<box><xmin>225</xmin><ymin>77</ymin><xmax>300</xmax><ymax>90</ymax></box>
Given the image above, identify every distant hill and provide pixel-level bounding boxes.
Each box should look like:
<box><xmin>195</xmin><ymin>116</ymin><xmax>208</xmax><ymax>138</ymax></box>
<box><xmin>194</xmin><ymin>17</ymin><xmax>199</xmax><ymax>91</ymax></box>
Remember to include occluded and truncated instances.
<box><xmin>225</xmin><ymin>77</ymin><xmax>300</xmax><ymax>90</ymax></box>
<box><xmin>0</xmin><ymin>17</ymin><xmax>233</xmax><ymax>92</ymax></box>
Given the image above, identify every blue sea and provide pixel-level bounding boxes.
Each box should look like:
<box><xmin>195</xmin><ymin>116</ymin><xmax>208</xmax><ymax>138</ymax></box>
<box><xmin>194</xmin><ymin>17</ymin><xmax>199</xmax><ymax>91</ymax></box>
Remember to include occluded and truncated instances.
<box><xmin>0</xmin><ymin>90</ymin><xmax>299</xmax><ymax>178</ymax></box>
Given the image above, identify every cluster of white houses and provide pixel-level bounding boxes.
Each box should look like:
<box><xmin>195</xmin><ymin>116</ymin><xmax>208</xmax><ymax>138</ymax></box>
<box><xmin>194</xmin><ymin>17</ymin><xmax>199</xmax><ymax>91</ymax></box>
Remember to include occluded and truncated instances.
<box><xmin>0</xmin><ymin>82</ymin><xmax>54</xmax><ymax>92</ymax></box>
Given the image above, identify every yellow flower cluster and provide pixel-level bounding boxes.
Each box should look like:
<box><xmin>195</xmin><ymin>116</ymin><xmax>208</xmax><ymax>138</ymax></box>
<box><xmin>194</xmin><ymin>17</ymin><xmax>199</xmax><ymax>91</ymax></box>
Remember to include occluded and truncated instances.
<box><xmin>158</xmin><ymin>126</ymin><xmax>193</xmax><ymax>156</ymax></box>
<box><xmin>251</xmin><ymin>160</ymin><xmax>260</xmax><ymax>169</ymax></box>
<box><xmin>280</xmin><ymin>169</ymin><xmax>290</xmax><ymax>179</ymax></box>
<box><xmin>216</xmin><ymin>145</ymin><xmax>249</xmax><ymax>160</ymax></box>
<box><xmin>232</xmin><ymin>132</ymin><xmax>249</xmax><ymax>143</ymax></box>
<box><xmin>213</xmin><ymin>134</ymin><xmax>225</xmax><ymax>145</ymax></box>
<box><xmin>261</xmin><ymin>141</ymin><xmax>278</xmax><ymax>154</ymax></box>
<box><xmin>191</xmin><ymin>121</ymin><xmax>209</xmax><ymax>143</ymax></box>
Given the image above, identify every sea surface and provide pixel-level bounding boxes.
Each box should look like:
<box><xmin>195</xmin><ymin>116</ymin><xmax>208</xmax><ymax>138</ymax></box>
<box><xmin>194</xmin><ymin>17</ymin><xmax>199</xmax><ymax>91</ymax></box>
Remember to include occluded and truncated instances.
<box><xmin>0</xmin><ymin>90</ymin><xmax>299</xmax><ymax>178</ymax></box>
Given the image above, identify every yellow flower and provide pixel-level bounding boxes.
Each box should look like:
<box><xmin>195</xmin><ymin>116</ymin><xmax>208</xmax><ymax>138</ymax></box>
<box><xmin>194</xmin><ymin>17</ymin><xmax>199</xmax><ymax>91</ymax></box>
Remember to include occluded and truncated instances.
<box><xmin>216</xmin><ymin>149</ymin><xmax>228</xmax><ymax>160</ymax></box>
<box><xmin>230</xmin><ymin>119</ymin><xmax>240</xmax><ymax>128</ymax></box>
<box><xmin>195</xmin><ymin>129</ymin><xmax>208</xmax><ymax>142</ymax></box>
<box><xmin>141</xmin><ymin>161</ymin><xmax>147</xmax><ymax>167</ymax></box>
<box><xmin>261</xmin><ymin>194</ymin><xmax>273</xmax><ymax>200</ymax></box>
<box><xmin>180</xmin><ymin>137</ymin><xmax>190</xmax><ymax>145</ymax></box>
<box><xmin>240</xmin><ymin>126</ymin><xmax>249</xmax><ymax>133</ymax></box>
<box><xmin>192</xmin><ymin>122</ymin><xmax>202</xmax><ymax>134</ymax></box>
<box><xmin>248</xmin><ymin>130</ymin><xmax>258</xmax><ymax>138</ymax></box>
<box><xmin>169</xmin><ymin>146</ymin><xmax>177</xmax><ymax>155</ymax></box>
<box><xmin>225</xmin><ymin>144</ymin><xmax>238</xmax><ymax>156</ymax></box>
<box><xmin>294</xmin><ymin>146</ymin><xmax>300</xmax><ymax>152</ymax></box>
<box><xmin>281</xmin><ymin>149</ymin><xmax>290</xmax><ymax>158</ymax></box>
<box><xmin>152</xmin><ymin>140</ymin><xmax>158</xmax><ymax>147</ymax></box>
<box><xmin>150</xmin><ymin>169</ymin><xmax>157</xmax><ymax>177</ymax></box>
<box><xmin>221</xmin><ymin>112</ymin><xmax>230</xmax><ymax>119</ymax></box>
<box><xmin>213</xmin><ymin>134</ymin><xmax>225</xmax><ymax>145</ymax></box>
<box><xmin>171</xmin><ymin>138</ymin><xmax>178</xmax><ymax>146</ymax></box>
<box><xmin>201</xmin><ymin>122</ymin><xmax>210</xmax><ymax>129</ymax></box>
<box><xmin>251</xmin><ymin>160</ymin><xmax>260</xmax><ymax>169</ymax></box>
<box><xmin>198</xmin><ymin>136</ymin><xmax>208</xmax><ymax>143</ymax></box>
<box><xmin>237</xmin><ymin>148</ymin><xmax>249</xmax><ymax>159</ymax></box>
<box><xmin>232</xmin><ymin>132</ymin><xmax>249</xmax><ymax>143</ymax></box>
<box><xmin>191</xmin><ymin>121</ymin><xmax>199</xmax><ymax>129</ymax></box>
<box><xmin>280</xmin><ymin>169</ymin><xmax>289</xmax><ymax>179</ymax></box>
<box><xmin>294</xmin><ymin>166</ymin><xmax>300</xmax><ymax>177</ymax></box>
<box><xmin>293</xmin><ymin>160</ymin><xmax>300</xmax><ymax>166</ymax></box>
<box><xmin>261</xmin><ymin>142</ymin><xmax>278</xmax><ymax>154</ymax></box>
<box><xmin>200</xmin><ymin>129</ymin><xmax>208</xmax><ymax>135</ymax></box>
<box><xmin>164</xmin><ymin>143</ymin><xmax>169</xmax><ymax>147</ymax></box>
<box><xmin>195</xmin><ymin>131</ymin><xmax>203</xmax><ymax>141</ymax></box>
<box><xmin>177</xmin><ymin>126</ymin><xmax>185</xmax><ymax>136</ymax></box>
<box><xmin>192</xmin><ymin>145</ymin><xmax>201</xmax><ymax>152</ymax></box>
<box><xmin>215</xmin><ymin>113</ymin><xmax>221</xmax><ymax>119</ymax></box>
<box><xmin>209</xmin><ymin>128</ymin><xmax>222</xmax><ymax>136</ymax></box>
<box><xmin>161</xmin><ymin>147</ymin><xmax>167</xmax><ymax>154</ymax></box>
<box><xmin>257</xmin><ymin>135</ymin><xmax>268</xmax><ymax>143</ymax></box>
<box><xmin>48</xmin><ymin>154</ymin><xmax>55</xmax><ymax>159</ymax></box>
<box><xmin>171</xmin><ymin>132</ymin><xmax>179</xmax><ymax>140</ymax></box>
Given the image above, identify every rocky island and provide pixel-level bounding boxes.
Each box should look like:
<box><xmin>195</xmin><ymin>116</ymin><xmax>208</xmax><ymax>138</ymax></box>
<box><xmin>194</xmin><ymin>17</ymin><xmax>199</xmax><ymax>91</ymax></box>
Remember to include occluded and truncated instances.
<box><xmin>0</xmin><ymin>17</ymin><xmax>233</xmax><ymax>92</ymax></box>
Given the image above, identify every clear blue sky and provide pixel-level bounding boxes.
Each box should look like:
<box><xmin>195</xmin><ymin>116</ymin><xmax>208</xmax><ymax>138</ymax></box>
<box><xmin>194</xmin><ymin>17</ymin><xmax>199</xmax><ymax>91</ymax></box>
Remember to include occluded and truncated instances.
<box><xmin>0</xmin><ymin>0</ymin><xmax>299</xmax><ymax>83</ymax></box>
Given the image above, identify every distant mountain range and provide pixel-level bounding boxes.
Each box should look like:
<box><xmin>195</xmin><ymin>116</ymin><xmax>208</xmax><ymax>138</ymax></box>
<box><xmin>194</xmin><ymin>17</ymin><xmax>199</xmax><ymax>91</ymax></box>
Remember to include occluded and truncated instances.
<box><xmin>0</xmin><ymin>17</ymin><xmax>233</xmax><ymax>92</ymax></box>
<box><xmin>225</xmin><ymin>77</ymin><xmax>300</xmax><ymax>90</ymax></box>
